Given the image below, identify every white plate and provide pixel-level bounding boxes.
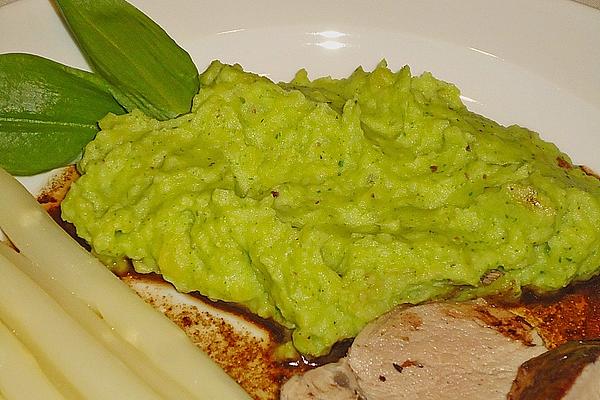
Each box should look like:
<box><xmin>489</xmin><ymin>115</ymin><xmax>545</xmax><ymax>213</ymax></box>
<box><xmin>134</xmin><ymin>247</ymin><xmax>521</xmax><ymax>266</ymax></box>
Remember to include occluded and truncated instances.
<box><xmin>1</xmin><ymin>0</ymin><xmax>600</xmax><ymax>192</ymax></box>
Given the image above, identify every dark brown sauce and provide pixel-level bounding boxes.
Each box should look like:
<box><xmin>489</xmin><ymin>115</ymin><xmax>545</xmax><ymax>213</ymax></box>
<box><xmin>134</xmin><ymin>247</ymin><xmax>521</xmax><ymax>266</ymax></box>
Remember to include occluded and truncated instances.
<box><xmin>45</xmin><ymin>202</ymin><xmax>91</xmax><ymax>251</ymax></box>
<box><xmin>37</xmin><ymin>166</ymin><xmax>90</xmax><ymax>251</ymax></box>
<box><xmin>493</xmin><ymin>276</ymin><xmax>600</xmax><ymax>349</ymax></box>
<box><xmin>125</xmin><ymin>270</ymin><xmax>294</xmax><ymax>345</ymax></box>
<box><xmin>520</xmin><ymin>275</ymin><xmax>600</xmax><ymax>306</ymax></box>
<box><xmin>124</xmin><ymin>269</ymin><xmax>354</xmax><ymax>369</ymax></box>
<box><xmin>287</xmin><ymin>339</ymin><xmax>354</xmax><ymax>369</ymax></box>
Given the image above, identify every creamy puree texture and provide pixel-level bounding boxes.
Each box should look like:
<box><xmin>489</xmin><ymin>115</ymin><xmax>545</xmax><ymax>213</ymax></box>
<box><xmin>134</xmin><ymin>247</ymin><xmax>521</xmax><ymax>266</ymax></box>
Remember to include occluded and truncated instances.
<box><xmin>62</xmin><ymin>61</ymin><xmax>600</xmax><ymax>356</ymax></box>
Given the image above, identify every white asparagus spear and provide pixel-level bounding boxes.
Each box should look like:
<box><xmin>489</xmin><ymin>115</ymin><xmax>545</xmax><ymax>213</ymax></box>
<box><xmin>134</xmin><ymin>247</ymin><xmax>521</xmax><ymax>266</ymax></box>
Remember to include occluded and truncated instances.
<box><xmin>0</xmin><ymin>252</ymin><xmax>164</xmax><ymax>400</ymax></box>
<box><xmin>0</xmin><ymin>243</ymin><xmax>197</xmax><ymax>400</ymax></box>
<box><xmin>0</xmin><ymin>319</ymin><xmax>65</xmax><ymax>400</ymax></box>
<box><xmin>0</xmin><ymin>168</ymin><xmax>250</xmax><ymax>399</ymax></box>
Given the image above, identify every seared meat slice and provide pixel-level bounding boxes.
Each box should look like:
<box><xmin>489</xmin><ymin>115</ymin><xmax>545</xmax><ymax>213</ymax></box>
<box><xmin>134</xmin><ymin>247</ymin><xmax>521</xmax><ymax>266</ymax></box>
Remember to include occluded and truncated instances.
<box><xmin>508</xmin><ymin>340</ymin><xmax>600</xmax><ymax>400</ymax></box>
<box><xmin>280</xmin><ymin>358</ymin><xmax>363</xmax><ymax>400</ymax></box>
<box><xmin>281</xmin><ymin>300</ymin><xmax>546</xmax><ymax>399</ymax></box>
<box><xmin>347</xmin><ymin>300</ymin><xmax>545</xmax><ymax>400</ymax></box>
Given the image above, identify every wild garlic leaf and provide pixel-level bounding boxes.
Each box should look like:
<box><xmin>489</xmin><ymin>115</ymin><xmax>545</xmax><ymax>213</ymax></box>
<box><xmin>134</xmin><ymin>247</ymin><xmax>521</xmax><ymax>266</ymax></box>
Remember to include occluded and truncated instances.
<box><xmin>55</xmin><ymin>0</ymin><xmax>200</xmax><ymax>120</ymax></box>
<box><xmin>0</xmin><ymin>53</ymin><xmax>124</xmax><ymax>175</ymax></box>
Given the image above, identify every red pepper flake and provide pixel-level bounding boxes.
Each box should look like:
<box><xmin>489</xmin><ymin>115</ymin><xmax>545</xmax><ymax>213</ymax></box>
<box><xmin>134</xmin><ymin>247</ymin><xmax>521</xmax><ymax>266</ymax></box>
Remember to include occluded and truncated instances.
<box><xmin>393</xmin><ymin>360</ymin><xmax>424</xmax><ymax>373</ymax></box>
<box><xmin>379</xmin><ymin>375</ymin><xmax>387</xmax><ymax>382</ymax></box>
<box><xmin>401</xmin><ymin>359</ymin><xmax>424</xmax><ymax>368</ymax></box>
<box><xmin>271</xmin><ymin>191</ymin><xmax>279</xmax><ymax>198</ymax></box>
<box><xmin>557</xmin><ymin>156</ymin><xmax>572</xmax><ymax>170</ymax></box>
<box><xmin>430</xmin><ymin>165</ymin><xmax>438</xmax><ymax>172</ymax></box>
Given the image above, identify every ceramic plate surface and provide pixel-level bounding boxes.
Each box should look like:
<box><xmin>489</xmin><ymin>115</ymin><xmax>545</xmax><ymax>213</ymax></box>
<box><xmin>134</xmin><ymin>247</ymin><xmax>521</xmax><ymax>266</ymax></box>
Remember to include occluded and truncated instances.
<box><xmin>1</xmin><ymin>1</ymin><xmax>600</xmax><ymax>397</ymax></box>
<box><xmin>1</xmin><ymin>0</ymin><xmax>599</xmax><ymax>192</ymax></box>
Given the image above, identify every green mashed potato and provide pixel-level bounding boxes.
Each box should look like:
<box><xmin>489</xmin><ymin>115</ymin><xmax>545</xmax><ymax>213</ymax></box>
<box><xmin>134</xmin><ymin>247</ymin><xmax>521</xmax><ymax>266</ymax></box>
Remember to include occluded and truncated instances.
<box><xmin>62</xmin><ymin>60</ymin><xmax>600</xmax><ymax>356</ymax></box>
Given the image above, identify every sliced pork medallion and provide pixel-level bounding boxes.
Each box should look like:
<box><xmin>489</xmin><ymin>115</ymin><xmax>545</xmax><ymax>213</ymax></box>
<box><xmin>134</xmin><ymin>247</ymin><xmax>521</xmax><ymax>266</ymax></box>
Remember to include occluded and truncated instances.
<box><xmin>280</xmin><ymin>359</ymin><xmax>363</xmax><ymax>400</ymax></box>
<box><xmin>282</xmin><ymin>300</ymin><xmax>548</xmax><ymax>399</ymax></box>
<box><xmin>346</xmin><ymin>300</ymin><xmax>546</xmax><ymax>399</ymax></box>
<box><xmin>508</xmin><ymin>340</ymin><xmax>600</xmax><ymax>400</ymax></box>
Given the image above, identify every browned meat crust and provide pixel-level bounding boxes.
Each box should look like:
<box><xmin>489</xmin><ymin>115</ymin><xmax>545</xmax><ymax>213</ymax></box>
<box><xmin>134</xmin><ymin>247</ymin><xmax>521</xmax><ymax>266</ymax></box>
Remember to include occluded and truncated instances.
<box><xmin>508</xmin><ymin>340</ymin><xmax>600</xmax><ymax>400</ymax></box>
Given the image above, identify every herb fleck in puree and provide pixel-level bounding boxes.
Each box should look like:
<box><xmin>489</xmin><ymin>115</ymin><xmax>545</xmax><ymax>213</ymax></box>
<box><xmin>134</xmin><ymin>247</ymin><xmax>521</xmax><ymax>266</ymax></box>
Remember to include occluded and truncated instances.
<box><xmin>62</xmin><ymin>61</ymin><xmax>600</xmax><ymax>356</ymax></box>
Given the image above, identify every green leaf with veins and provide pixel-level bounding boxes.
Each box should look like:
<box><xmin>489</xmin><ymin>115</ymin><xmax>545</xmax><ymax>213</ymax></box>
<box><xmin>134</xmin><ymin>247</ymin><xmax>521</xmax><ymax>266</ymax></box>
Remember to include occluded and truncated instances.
<box><xmin>0</xmin><ymin>53</ymin><xmax>125</xmax><ymax>175</ymax></box>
